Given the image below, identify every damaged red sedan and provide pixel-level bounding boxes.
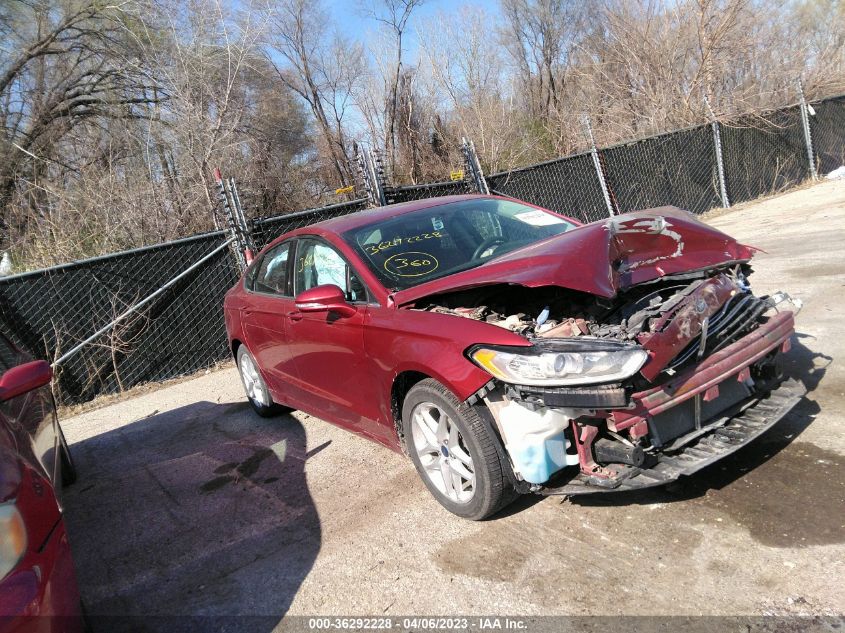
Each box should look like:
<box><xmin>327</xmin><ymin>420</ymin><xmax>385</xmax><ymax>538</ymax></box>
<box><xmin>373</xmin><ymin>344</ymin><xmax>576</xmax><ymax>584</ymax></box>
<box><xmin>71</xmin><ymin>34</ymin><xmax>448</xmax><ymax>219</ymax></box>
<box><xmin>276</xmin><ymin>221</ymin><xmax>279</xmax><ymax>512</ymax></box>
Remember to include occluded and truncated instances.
<box><xmin>224</xmin><ymin>195</ymin><xmax>803</xmax><ymax>519</ymax></box>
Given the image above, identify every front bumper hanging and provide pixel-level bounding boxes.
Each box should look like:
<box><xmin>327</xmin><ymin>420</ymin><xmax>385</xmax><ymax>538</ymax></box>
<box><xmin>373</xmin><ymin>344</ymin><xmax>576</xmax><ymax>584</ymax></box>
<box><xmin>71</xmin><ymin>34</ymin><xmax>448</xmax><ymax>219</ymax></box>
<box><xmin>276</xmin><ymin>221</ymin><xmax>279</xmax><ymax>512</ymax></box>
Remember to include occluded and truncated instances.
<box><xmin>540</xmin><ymin>377</ymin><xmax>806</xmax><ymax>496</ymax></box>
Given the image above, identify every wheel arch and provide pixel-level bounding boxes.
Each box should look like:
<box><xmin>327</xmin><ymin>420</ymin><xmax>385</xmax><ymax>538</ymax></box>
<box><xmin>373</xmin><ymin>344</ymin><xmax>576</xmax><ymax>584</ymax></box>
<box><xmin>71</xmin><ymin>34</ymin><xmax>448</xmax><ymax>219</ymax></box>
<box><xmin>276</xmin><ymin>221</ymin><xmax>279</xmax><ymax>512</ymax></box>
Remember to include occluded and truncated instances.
<box><xmin>390</xmin><ymin>370</ymin><xmax>430</xmax><ymax>453</ymax></box>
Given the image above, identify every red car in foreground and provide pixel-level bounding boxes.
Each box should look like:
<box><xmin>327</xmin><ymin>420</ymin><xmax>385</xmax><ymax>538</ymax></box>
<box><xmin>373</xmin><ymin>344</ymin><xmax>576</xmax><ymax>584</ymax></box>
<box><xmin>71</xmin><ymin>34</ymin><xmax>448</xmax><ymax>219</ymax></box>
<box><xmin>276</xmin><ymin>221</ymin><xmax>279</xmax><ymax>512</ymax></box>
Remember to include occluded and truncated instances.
<box><xmin>0</xmin><ymin>333</ymin><xmax>83</xmax><ymax>631</ymax></box>
<box><xmin>224</xmin><ymin>195</ymin><xmax>803</xmax><ymax>519</ymax></box>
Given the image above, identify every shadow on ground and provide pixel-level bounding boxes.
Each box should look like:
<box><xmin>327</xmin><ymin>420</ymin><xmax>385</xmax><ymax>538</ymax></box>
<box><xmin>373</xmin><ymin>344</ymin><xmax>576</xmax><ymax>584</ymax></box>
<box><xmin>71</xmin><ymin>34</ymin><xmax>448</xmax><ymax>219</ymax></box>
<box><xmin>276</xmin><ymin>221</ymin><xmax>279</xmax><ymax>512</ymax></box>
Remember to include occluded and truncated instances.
<box><xmin>63</xmin><ymin>401</ymin><xmax>321</xmax><ymax>632</ymax></box>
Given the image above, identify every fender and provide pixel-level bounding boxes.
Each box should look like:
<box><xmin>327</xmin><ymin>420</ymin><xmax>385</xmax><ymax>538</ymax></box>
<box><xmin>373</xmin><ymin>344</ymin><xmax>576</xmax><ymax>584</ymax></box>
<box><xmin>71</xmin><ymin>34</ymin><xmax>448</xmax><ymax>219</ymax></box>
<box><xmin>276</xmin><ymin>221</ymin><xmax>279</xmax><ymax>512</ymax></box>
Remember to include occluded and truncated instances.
<box><xmin>363</xmin><ymin>306</ymin><xmax>529</xmax><ymax>437</ymax></box>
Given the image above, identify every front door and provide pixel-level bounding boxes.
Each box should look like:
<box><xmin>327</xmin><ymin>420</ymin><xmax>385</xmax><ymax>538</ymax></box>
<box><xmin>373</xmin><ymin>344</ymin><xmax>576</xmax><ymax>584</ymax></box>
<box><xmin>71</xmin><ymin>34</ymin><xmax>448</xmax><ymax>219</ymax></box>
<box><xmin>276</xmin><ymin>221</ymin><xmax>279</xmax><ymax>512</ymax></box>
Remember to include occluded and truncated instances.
<box><xmin>286</xmin><ymin>237</ymin><xmax>380</xmax><ymax>436</ymax></box>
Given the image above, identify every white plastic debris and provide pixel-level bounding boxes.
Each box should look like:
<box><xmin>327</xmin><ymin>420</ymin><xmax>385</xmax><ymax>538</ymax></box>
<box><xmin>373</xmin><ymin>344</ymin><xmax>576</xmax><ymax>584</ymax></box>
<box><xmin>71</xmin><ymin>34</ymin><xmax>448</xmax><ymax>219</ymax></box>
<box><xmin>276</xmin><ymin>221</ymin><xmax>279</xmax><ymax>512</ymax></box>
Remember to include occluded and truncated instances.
<box><xmin>825</xmin><ymin>165</ymin><xmax>845</xmax><ymax>180</ymax></box>
<box><xmin>0</xmin><ymin>252</ymin><xmax>11</xmax><ymax>276</ymax></box>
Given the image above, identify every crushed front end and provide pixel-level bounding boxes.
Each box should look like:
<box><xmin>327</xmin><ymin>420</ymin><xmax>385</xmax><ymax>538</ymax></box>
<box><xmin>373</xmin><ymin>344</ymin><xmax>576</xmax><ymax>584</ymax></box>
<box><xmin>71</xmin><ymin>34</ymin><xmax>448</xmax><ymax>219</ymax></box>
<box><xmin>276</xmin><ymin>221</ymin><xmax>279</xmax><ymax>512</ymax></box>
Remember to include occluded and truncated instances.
<box><xmin>418</xmin><ymin>260</ymin><xmax>804</xmax><ymax>495</ymax></box>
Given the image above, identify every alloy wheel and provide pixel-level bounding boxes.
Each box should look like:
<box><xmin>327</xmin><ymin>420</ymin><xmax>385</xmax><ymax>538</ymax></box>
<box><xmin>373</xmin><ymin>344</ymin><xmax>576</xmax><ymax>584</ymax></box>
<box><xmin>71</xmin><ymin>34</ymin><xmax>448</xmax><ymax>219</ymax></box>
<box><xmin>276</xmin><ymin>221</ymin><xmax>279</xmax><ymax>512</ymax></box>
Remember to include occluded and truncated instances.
<box><xmin>410</xmin><ymin>402</ymin><xmax>476</xmax><ymax>504</ymax></box>
<box><xmin>238</xmin><ymin>352</ymin><xmax>268</xmax><ymax>406</ymax></box>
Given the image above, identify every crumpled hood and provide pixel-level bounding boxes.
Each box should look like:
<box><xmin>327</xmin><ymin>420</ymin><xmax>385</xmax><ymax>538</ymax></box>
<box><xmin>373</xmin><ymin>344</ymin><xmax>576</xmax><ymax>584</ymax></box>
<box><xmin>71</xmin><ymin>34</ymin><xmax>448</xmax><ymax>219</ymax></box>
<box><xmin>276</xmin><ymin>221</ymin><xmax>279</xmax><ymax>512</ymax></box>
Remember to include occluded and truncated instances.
<box><xmin>393</xmin><ymin>207</ymin><xmax>756</xmax><ymax>305</ymax></box>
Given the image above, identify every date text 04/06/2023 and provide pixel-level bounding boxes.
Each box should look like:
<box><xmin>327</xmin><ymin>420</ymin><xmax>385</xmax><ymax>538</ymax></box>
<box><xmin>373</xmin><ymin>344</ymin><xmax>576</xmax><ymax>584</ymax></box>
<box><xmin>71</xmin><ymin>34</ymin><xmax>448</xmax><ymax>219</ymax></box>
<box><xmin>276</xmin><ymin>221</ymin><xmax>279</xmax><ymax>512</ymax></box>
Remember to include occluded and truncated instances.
<box><xmin>306</xmin><ymin>617</ymin><xmax>528</xmax><ymax>631</ymax></box>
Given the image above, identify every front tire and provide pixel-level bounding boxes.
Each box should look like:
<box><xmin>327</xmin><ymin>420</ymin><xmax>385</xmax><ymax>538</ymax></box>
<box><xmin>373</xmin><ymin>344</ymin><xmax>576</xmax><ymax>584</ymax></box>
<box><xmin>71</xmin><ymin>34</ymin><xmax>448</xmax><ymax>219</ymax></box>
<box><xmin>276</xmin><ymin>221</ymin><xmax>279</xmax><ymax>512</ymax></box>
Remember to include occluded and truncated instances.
<box><xmin>402</xmin><ymin>378</ymin><xmax>517</xmax><ymax>520</ymax></box>
<box><xmin>236</xmin><ymin>346</ymin><xmax>285</xmax><ymax>418</ymax></box>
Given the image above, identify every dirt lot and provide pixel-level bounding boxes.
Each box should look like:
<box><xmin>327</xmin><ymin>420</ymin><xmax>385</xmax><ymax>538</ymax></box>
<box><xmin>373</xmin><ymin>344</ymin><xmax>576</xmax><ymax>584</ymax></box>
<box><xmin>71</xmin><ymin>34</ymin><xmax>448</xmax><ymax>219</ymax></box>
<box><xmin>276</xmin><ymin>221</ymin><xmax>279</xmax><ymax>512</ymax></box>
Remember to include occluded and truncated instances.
<box><xmin>61</xmin><ymin>180</ymin><xmax>845</xmax><ymax>623</ymax></box>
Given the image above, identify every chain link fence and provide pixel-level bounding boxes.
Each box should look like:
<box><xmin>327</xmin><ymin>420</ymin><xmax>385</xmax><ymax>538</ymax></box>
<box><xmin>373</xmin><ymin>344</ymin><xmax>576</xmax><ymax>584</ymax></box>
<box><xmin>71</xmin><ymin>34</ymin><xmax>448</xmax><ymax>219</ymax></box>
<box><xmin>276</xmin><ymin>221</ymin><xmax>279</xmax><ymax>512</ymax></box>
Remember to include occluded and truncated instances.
<box><xmin>811</xmin><ymin>95</ymin><xmax>845</xmax><ymax>175</ymax></box>
<box><xmin>487</xmin><ymin>152</ymin><xmax>610</xmax><ymax>223</ymax></box>
<box><xmin>385</xmin><ymin>180</ymin><xmax>474</xmax><ymax>205</ymax></box>
<box><xmin>2</xmin><ymin>93</ymin><xmax>843</xmax><ymax>405</ymax></box>
<box><xmin>251</xmin><ymin>198</ymin><xmax>369</xmax><ymax>251</ymax></box>
<box><xmin>601</xmin><ymin>124</ymin><xmax>724</xmax><ymax>214</ymax></box>
<box><xmin>0</xmin><ymin>233</ymin><xmax>239</xmax><ymax>404</ymax></box>
<box><xmin>720</xmin><ymin>106</ymin><xmax>811</xmax><ymax>203</ymax></box>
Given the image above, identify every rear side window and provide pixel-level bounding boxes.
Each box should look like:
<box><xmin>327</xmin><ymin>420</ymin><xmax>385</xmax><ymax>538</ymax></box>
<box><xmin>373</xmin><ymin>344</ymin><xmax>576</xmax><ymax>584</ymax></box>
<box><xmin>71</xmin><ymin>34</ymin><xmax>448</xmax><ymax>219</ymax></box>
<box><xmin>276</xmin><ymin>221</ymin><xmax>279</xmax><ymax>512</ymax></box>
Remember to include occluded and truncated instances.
<box><xmin>252</xmin><ymin>242</ymin><xmax>291</xmax><ymax>295</ymax></box>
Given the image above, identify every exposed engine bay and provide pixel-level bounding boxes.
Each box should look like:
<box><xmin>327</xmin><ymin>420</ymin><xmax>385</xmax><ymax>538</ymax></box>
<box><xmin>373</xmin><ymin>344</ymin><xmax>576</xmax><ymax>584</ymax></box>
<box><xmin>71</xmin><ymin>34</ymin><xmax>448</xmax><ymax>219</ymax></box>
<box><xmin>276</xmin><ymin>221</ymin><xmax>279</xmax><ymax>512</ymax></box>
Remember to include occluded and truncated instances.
<box><xmin>420</xmin><ymin>265</ymin><xmax>748</xmax><ymax>341</ymax></box>
<box><xmin>411</xmin><ymin>264</ymin><xmax>803</xmax><ymax>494</ymax></box>
<box><xmin>415</xmin><ymin>264</ymin><xmax>800</xmax><ymax>378</ymax></box>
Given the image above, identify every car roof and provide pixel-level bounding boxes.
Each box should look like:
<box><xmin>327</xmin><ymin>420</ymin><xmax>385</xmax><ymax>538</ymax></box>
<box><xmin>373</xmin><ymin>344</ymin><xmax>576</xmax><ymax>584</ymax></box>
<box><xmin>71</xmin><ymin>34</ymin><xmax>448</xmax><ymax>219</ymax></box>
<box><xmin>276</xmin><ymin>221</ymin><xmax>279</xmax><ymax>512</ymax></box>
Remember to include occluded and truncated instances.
<box><xmin>306</xmin><ymin>194</ymin><xmax>497</xmax><ymax>234</ymax></box>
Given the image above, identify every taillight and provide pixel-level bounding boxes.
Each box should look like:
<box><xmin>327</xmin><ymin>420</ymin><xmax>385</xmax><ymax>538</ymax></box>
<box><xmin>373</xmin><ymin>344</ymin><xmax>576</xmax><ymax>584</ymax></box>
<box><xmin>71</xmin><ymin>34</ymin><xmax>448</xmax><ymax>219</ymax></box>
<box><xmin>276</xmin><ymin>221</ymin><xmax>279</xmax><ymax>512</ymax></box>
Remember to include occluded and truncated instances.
<box><xmin>0</xmin><ymin>501</ymin><xmax>27</xmax><ymax>579</ymax></box>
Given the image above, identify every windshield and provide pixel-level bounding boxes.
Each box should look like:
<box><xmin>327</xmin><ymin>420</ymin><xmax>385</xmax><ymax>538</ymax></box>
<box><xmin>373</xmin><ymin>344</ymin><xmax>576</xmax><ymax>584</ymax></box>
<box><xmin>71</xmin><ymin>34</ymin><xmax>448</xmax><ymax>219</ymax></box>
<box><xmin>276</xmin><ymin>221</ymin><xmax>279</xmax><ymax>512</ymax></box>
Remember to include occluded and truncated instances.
<box><xmin>342</xmin><ymin>198</ymin><xmax>577</xmax><ymax>290</ymax></box>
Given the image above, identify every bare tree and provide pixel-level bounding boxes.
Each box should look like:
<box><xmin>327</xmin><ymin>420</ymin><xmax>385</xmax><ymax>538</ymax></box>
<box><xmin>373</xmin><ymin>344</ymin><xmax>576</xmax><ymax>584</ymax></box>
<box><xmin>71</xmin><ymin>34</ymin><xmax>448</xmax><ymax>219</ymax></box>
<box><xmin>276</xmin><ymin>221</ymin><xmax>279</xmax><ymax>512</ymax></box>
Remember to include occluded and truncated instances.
<box><xmin>3</xmin><ymin>0</ymin><xmax>845</xmax><ymax>272</ymax></box>
<box><xmin>361</xmin><ymin>0</ymin><xmax>424</xmax><ymax>175</ymax></box>
<box><xmin>150</xmin><ymin>0</ymin><xmax>272</xmax><ymax>230</ymax></box>
<box><xmin>498</xmin><ymin>0</ymin><xmax>586</xmax><ymax>136</ymax></box>
<box><xmin>268</xmin><ymin>0</ymin><xmax>362</xmax><ymax>187</ymax></box>
<box><xmin>1</xmin><ymin>0</ymin><xmax>315</xmax><ymax>269</ymax></box>
<box><xmin>0</xmin><ymin>0</ymin><xmax>160</xmax><ymax>249</ymax></box>
<box><xmin>417</xmin><ymin>5</ymin><xmax>534</xmax><ymax>172</ymax></box>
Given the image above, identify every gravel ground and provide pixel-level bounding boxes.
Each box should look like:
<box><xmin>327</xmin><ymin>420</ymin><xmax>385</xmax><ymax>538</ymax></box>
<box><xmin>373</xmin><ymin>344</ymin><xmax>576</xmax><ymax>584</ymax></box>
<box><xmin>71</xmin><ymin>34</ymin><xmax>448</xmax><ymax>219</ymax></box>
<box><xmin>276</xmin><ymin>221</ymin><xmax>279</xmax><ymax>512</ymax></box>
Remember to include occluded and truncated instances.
<box><xmin>61</xmin><ymin>180</ymin><xmax>845</xmax><ymax>624</ymax></box>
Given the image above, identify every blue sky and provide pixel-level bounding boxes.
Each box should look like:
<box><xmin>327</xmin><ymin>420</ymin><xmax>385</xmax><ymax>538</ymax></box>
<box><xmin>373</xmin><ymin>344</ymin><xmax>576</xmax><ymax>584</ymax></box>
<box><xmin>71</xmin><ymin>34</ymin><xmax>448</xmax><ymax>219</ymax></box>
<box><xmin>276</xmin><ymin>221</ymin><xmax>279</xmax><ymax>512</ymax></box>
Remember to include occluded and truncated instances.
<box><xmin>324</xmin><ymin>0</ymin><xmax>502</xmax><ymax>63</ymax></box>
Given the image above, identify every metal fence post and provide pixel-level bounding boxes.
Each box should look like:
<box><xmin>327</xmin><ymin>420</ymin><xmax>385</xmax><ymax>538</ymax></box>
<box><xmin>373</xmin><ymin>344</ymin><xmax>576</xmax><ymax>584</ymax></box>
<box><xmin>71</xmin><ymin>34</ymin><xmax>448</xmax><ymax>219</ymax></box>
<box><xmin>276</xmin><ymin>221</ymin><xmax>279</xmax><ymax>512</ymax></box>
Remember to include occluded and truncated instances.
<box><xmin>582</xmin><ymin>115</ymin><xmax>616</xmax><ymax>217</ymax></box>
<box><xmin>461</xmin><ymin>137</ymin><xmax>490</xmax><ymax>195</ymax></box>
<box><xmin>797</xmin><ymin>80</ymin><xmax>818</xmax><ymax>180</ymax></box>
<box><xmin>214</xmin><ymin>168</ymin><xmax>248</xmax><ymax>272</ymax></box>
<box><xmin>704</xmin><ymin>98</ymin><xmax>731</xmax><ymax>208</ymax></box>
<box><xmin>356</xmin><ymin>147</ymin><xmax>387</xmax><ymax>207</ymax></box>
<box><xmin>371</xmin><ymin>149</ymin><xmax>390</xmax><ymax>205</ymax></box>
<box><xmin>228</xmin><ymin>177</ymin><xmax>255</xmax><ymax>260</ymax></box>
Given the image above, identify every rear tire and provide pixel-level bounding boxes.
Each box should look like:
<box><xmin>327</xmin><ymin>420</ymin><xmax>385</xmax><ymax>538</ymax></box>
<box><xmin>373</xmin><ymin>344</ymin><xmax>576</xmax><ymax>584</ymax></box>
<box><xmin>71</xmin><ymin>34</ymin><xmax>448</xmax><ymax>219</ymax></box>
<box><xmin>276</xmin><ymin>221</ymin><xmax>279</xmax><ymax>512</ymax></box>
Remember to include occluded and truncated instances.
<box><xmin>236</xmin><ymin>346</ymin><xmax>285</xmax><ymax>418</ymax></box>
<box><xmin>402</xmin><ymin>378</ymin><xmax>517</xmax><ymax>520</ymax></box>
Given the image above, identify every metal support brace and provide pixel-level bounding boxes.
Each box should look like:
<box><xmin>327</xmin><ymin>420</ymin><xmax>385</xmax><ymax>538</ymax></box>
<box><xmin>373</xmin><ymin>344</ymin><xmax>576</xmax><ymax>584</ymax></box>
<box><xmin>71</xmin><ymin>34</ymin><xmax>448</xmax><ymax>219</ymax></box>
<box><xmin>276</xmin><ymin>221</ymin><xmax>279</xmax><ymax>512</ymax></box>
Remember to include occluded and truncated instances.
<box><xmin>797</xmin><ymin>80</ymin><xmax>818</xmax><ymax>180</ymax></box>
<box><xmin>370</xmin><ymin>149</ymin><xmax>389</xmax><ymax>206</ymax></box>
<box><xmin>582</xmin><ymin>115</ymin><xmax>616</xmax><ymax>216</ymax></box>
<box><xmin>705</xmin><ymin>97</ymin><xmax>731</xmax><ymax>208</ymax></box>
<box><xmin>214</xmin><ymin>169</ymin><xmax>254</xmax><ymax>272</ymax></box>
<box><xmin>461</xmin><ymin>137</ymin><xmax>490</xmax><ymax>194</ymax></box>
<box><xmin>356</xmin><ymin>147</ymin><xmax>387</xmax><ymax>207</ymax></box>
<box><xmin>228</xmin><ymin>177</ymin><xmax>255</xmax><ymax>263</ymax></box>
<box><xmin>354</xmin><ymin>149</ymin><xmax>372</xmax><ymax>206</ymax></box>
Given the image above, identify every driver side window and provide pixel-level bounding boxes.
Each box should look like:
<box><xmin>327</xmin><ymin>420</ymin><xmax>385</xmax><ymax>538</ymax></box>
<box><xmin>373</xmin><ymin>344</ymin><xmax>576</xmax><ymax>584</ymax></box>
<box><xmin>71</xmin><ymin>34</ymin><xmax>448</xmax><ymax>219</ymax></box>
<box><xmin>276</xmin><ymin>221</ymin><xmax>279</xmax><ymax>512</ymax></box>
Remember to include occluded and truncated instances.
<box><xmin>294</xmin><ymin>238</ymin><xmax>367</xmax><ymax>302</ymax></box>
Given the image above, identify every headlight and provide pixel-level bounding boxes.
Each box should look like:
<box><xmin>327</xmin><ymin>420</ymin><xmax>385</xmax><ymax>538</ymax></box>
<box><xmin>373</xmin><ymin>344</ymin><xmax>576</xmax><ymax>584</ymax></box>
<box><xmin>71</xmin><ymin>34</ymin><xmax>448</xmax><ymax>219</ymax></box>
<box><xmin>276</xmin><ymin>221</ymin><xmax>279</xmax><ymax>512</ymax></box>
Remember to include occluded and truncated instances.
<box><xmin>0</xmin><ymin>502</ymin><xmax>27</xmax><ymax>580</ymax></box>
<box><xmin>469</xmin><ymin>342</ymin><xmax>648</xmax><ymax>386</ymax></box>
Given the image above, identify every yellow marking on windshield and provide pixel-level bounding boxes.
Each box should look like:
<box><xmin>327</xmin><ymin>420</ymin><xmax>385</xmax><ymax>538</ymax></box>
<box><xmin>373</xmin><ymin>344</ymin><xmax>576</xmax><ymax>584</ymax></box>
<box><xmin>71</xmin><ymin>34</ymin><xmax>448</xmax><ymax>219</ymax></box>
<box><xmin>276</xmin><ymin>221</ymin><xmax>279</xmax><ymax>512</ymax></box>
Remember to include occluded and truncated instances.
<box><xmin>384</xmin><ymin>252</ymin><xmax>439</xmax><ymax>277</ymax></box>
<box><xmin>366</xmin><ymin>231</ymin><xmax>443</xmax><ymax>256</ymax></box>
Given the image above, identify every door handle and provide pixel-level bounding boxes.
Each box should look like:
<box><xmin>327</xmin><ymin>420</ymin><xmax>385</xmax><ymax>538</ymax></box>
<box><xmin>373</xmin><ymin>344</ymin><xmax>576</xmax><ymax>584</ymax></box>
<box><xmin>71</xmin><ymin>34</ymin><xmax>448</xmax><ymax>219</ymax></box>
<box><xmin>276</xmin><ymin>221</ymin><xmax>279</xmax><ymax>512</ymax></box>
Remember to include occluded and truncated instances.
<box><xmin>287</xmin><ymin>310</ymin><xmax>303</xmax><ymax>322</ymax></box>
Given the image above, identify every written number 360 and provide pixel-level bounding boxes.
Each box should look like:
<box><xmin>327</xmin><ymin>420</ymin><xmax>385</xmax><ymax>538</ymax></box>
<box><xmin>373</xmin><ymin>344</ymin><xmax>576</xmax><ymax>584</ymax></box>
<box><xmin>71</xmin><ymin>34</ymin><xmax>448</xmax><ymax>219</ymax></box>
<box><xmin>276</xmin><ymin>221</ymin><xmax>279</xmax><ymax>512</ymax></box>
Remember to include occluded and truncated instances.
<box><xmin>395</xmin><ymin>257</ymin><xmax>430</xmax><ymax>268</ymax></box>
<box><xmin>384</xmin><ymin>251</ymin><xmax>439</xmax><ymax>277</ymax></box>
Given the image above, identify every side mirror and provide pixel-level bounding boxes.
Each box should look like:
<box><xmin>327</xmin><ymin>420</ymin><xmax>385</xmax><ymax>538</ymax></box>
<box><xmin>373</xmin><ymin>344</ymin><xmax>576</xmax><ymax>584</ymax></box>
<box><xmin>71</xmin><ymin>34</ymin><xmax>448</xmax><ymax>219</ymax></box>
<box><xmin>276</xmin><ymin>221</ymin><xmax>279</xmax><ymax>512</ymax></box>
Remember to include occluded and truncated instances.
<box><xmin>0</xmin><ymin>360</ymin><xmax>53</xmax><ymax>402</ymax></box>
<box><xmin>295</xmin><ymin>284</ymin><xmax>357</xmax><ymax>318</ymax></box>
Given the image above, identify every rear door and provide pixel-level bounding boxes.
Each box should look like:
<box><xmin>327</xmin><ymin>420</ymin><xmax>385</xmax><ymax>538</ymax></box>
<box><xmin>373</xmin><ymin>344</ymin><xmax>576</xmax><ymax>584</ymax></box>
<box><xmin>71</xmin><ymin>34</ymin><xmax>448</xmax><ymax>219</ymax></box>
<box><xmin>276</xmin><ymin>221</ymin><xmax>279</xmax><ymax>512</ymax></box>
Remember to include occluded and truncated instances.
<box><xmin>240</xmin><ymin>241</ymin><xmax>301</xmax><ymax>403</ymax></box>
